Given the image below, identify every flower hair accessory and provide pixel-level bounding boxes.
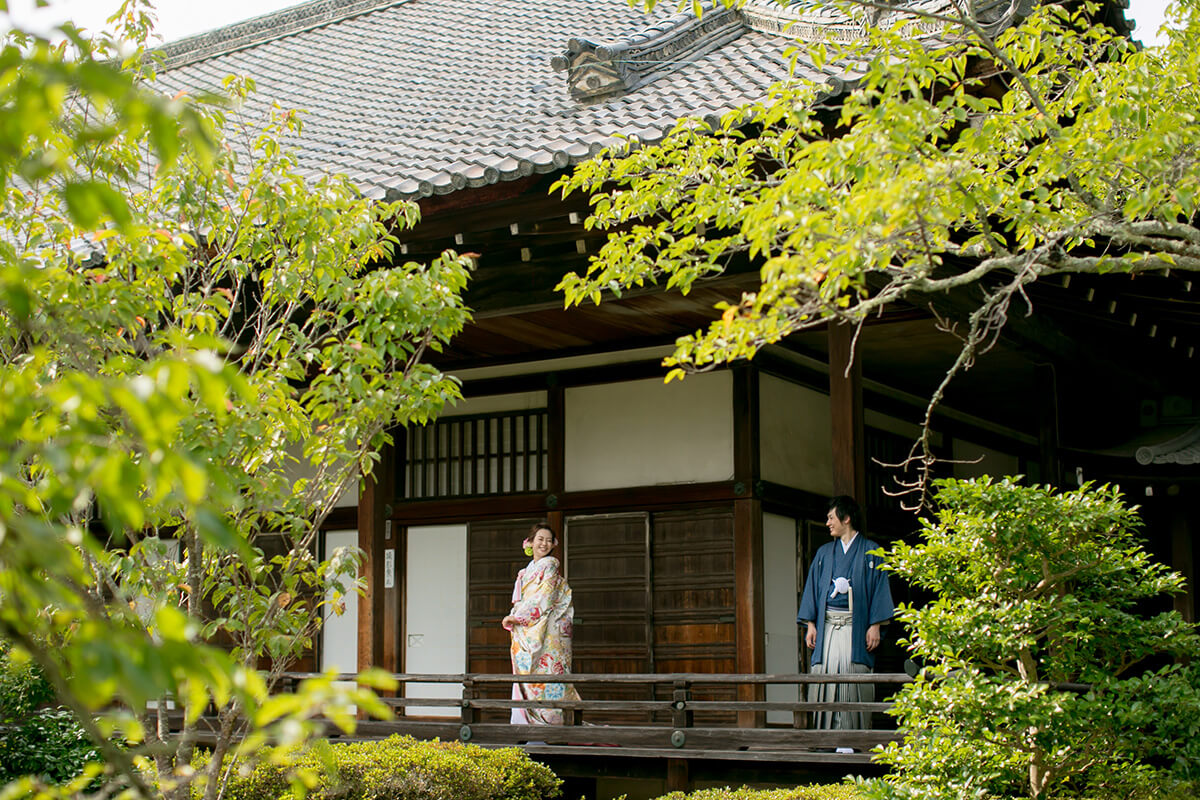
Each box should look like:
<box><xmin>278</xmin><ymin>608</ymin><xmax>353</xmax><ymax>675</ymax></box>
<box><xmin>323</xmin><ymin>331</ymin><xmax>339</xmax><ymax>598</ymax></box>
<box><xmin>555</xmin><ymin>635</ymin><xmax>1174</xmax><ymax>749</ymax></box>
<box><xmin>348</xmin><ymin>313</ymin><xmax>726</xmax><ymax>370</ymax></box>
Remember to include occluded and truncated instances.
<box><xmin>522</xmin><ymin>538</ymin><xmax>533</xmax><ymax>557</ymax></box>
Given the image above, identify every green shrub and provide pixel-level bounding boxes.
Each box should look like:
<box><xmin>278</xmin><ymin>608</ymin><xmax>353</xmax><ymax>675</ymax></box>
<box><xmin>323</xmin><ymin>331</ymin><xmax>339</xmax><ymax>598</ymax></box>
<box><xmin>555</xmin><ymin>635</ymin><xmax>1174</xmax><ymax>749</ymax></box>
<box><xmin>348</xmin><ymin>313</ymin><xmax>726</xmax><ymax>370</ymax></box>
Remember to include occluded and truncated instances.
<box><xmin>867</xmin><ymin>479</ymin><xmax>1200</xmax><ymax>800</ymax></box>
<box><xmin>652</xmin><ymin>787</ymin><xmax>863</xmax><ymax>800</ymax></box>
<box><xmin>0</xmin><ymin>642</ymin><xmax>103</xmax><ymax>787</ymax></box>
<box><xmin>208</xmin><ymin>735</ymin><xmax>560</xmax><ymax>800</ymax></box>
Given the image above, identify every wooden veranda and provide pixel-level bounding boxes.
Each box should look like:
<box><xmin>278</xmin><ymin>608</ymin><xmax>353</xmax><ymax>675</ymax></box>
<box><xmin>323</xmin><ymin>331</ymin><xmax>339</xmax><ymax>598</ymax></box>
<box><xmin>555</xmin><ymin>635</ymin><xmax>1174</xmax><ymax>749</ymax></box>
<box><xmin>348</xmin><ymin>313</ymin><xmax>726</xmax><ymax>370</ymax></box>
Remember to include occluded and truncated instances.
<box><xmin>265</xmin><ymin>671</ymin><xmax>910</xmax><ymax>793</ymax></box>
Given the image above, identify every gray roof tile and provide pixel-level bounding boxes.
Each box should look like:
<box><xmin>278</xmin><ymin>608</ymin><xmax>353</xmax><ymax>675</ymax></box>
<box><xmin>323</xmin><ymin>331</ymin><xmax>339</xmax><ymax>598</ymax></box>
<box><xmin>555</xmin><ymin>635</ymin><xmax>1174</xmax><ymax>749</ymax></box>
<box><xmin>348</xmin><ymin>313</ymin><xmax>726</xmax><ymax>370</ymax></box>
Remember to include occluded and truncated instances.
<box><xmin>154</xmin><ymin>0</ymin><xmax>1125</xmax><ymax>200</ymax></box>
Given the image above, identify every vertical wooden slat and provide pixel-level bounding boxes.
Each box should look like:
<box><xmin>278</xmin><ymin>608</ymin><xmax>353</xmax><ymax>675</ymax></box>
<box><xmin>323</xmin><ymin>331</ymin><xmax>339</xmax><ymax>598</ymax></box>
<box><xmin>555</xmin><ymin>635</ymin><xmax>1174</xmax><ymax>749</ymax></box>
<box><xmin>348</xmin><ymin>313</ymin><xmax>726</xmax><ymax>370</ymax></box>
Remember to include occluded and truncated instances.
<box><xmin>474</xmin><ymin>418</ymin><xmax>482</xmax><ymax>495</ymax></box>
<box><xmin>829</xmin><ymin>322</ymin><xmax>866</xmax><ymax>499</ymax></box>
<box><xmin>508</xmin><ymin>415</ymin><xmax>517</xmax><ymax>493</ymax></box>
<box><xmin>524</xmin><ymin>411</ymin><xmax>533</xmax><ymax>492</ymax></box>
<box><xmin>457</xmin><ymin>419</ymin><xmax>466</xmax><ymax>496</ymax></box>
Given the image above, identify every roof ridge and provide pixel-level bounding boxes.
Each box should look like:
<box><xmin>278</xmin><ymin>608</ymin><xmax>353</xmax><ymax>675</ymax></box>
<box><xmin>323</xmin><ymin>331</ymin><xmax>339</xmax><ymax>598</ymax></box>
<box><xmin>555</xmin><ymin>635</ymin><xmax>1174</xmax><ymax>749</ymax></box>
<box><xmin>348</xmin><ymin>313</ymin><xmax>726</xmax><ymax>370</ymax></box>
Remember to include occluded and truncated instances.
<box><xmin>154</xmin><ymin>0</ymin><xmax>413</xmax><ymax>71</ymax></box>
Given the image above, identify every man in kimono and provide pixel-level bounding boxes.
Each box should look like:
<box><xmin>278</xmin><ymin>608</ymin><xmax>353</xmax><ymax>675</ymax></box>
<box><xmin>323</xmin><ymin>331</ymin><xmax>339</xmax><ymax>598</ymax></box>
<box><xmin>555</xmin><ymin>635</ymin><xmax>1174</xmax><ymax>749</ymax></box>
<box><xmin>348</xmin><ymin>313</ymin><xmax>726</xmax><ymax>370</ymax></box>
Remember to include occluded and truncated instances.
<box><xmin>797</xmin><ymin>495</ymin><xmax>894</xmax><ymax>736</ymax></box>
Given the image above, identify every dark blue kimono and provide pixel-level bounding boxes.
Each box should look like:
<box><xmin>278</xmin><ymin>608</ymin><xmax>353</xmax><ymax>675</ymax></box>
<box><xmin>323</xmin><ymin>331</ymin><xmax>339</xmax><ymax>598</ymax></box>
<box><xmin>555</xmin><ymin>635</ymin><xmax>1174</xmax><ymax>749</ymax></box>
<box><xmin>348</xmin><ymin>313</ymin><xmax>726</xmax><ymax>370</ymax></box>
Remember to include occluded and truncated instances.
<box><xmin>796</xmin><ymin>535</ymin><xmax>894</xmax><ymax>670</ymax></box>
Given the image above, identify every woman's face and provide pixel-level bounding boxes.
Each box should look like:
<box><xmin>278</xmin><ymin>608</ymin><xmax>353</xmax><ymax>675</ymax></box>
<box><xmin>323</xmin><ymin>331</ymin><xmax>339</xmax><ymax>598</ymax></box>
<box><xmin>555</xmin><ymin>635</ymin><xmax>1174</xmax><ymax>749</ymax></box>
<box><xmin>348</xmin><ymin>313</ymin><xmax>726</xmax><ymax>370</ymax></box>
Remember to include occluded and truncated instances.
<box><xmin>530</xmin><ymin>528</ymin><xmax>556</xmax><ymax>560</ymax></box>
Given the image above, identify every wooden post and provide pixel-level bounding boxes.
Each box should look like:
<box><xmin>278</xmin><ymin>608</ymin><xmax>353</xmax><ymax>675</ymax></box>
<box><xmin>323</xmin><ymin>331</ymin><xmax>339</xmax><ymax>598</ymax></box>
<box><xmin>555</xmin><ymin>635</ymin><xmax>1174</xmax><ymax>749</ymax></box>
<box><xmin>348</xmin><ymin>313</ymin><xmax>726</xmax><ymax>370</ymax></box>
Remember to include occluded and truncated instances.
<box><xmin>733</xmin><ymin>367</ymin><xmax>765</xmax><ymax>728</ymax></box>
<box><xmin>357</xmin><ymin>442</ymin><xmax>395</xmax><ymax>675</ymax></box>
<box><xmin>1172</xmin><ymin>507</ymin><xmax>1195</xmax><ymax>624</ymax></box>
<box><xmin>547</xmin><ymin>377</ymin><xmax>565</xmax><ymax>499</ymax></box>
<box><xmin>734</xmin><ymin>498</ymin><xmax>765</xmax><ymax>728</ymax></box>
<box><xmin>672</xmin><ymin>680</ymin><xmax>693</xmax><ymax>730</ymax></box>
<box><xmin>828</xmin><ymin>322</ymin><xmax>865</xmax><ymax>499</ymax></box>
<box><xmin>1037</xmin><ymin>364</ymin><xmax>1060</xmax><ymax>487</ymax></box>
<box><xmin>666</xmin><ymin>759</ymin><xmax>689</xmax><ymax>794</ymax></box>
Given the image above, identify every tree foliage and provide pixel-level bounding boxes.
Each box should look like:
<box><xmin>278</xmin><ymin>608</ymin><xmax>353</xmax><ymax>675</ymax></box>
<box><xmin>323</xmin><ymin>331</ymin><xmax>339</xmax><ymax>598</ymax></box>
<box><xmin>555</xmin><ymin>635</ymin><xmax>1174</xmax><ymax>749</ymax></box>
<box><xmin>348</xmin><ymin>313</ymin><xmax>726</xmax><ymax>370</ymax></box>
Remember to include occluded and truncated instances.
<box><xmin>867</xmin><ymin>479</ymin><xmax>1200</xmax><ymax>799</ymax></box>
<box><xmin>556</xmin><ymin>0</ymin><xmax>1200</xmax><ymax>500</ymax></box>
<box><xmin>0</xmin><ymin>3</ymin><xmax>471</xmax><ymax>799</ymax></box>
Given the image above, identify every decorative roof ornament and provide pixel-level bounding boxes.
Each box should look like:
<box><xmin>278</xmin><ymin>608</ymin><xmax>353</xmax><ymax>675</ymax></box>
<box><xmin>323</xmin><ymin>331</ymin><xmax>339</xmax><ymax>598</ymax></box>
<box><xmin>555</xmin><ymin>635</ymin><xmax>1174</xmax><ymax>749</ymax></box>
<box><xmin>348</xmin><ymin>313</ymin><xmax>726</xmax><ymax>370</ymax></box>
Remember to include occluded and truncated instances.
<box><xmin>1135</xmin><ymin>425</ymin><xmax>1200</xmax><ymax>466</ymax></box>
<box><xmin>551</xmin><ymin>1</ymin><xmax>746</xmax><ymax>102</ymax></box>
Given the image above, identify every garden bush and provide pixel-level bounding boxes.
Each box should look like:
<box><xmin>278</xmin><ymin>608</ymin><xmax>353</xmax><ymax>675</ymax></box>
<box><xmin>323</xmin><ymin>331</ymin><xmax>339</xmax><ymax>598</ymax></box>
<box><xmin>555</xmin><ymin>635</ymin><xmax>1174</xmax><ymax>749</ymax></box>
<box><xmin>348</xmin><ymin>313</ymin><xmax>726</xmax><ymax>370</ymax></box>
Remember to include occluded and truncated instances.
<box><xmin>206</xmin><ymin>735</ymin><xmax>560</xmax><ymax>800</ymax></box>
<box><xmin>0</xmin><ymin>642</ymin><xmax>102</xmax><ymax>786</ymax></box>
<box><xmin>652</xmin><ymin>787</ymin><xmax>862</xmax><ymax>800</ymax></box>
<box><xmin>867</xmin><ymin>478</ymin><xmax>1200</xmax><ymax>800</ymax></box>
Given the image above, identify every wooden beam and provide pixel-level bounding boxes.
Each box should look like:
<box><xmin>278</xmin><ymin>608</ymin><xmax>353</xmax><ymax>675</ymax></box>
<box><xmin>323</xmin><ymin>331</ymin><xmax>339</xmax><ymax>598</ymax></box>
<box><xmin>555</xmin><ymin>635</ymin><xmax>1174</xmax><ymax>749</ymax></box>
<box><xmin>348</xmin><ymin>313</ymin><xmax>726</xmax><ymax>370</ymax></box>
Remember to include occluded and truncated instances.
<box><xmin>828</xmin><ymin>323</ymin><xmax>866</xmax><ymax>499</ymax></box>
<box><xmin>734</xmin><ymin>497</ymin><xmax>765</xmax><ymax>728</ymax></box>
<box><xmin>390</xmin><ymin>482</ymin><xmax>742</xmax><ymax>525</ymax></box>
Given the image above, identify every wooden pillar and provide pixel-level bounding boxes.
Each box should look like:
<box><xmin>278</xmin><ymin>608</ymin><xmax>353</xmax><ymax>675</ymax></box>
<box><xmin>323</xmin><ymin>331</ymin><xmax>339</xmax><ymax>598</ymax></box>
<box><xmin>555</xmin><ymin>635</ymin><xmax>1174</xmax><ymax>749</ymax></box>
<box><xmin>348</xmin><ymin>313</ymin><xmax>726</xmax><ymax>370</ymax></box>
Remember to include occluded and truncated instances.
<box><xmin>666</xmin><ymin>759</ymin><xmax>689</xmax><ymax>794</ymax></box>
<box><xmin>357</xmin><ymin>441</ymin><xmax>396</xmax><ymax>673</ymax></box>
<box><xmin>547</xmin><ymin>376</ymin><xmax>565</xmax><ymax>500</ymax></box>
<box><xmin>1037</xmin><ymin>365</ymin><xmax>1061</xmax><ymax>487</ymax></box>
<box><xmin>734</xmin><ymin>498</ymin><xmax>764</xmax><ymax>727</ymax></box>
<box><xmin>733</xmin><ymin>367</ymin><xmax>764</xmax><ymax>727</ymax></box>
<box><xmin>828</xmin><ymin>323</ymin><xmax>866</xmax><ymax>499</ymax></box>
<box><xmin>1172</xmin><ymin>507</ymin><xmax>1195</xmax><ymax>624</ymax></box>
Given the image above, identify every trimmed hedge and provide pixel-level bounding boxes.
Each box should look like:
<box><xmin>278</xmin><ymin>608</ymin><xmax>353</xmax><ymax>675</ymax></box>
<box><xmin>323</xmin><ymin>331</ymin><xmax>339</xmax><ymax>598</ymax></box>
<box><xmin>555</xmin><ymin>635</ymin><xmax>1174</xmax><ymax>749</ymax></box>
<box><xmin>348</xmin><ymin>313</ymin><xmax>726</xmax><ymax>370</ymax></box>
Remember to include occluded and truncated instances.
<box><xmin>652</xmin><ymin>787</ymin><xmax>863</xmax><ymax>800</ymax></box>
<box><xmin>207</xmin><ymin>735</ymin><xmax>560</xmax><ymax>800</ymax></box>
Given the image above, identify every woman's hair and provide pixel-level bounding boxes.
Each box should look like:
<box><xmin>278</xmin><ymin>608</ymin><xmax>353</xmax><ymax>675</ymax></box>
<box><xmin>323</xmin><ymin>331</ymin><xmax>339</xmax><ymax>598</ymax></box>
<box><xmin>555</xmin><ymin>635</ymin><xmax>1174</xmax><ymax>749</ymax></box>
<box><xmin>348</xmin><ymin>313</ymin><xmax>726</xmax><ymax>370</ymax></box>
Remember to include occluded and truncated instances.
<box><xmin>529</xmin><ymin>521</ymin><xmax>558</xmax><ymax>544</ymax></box>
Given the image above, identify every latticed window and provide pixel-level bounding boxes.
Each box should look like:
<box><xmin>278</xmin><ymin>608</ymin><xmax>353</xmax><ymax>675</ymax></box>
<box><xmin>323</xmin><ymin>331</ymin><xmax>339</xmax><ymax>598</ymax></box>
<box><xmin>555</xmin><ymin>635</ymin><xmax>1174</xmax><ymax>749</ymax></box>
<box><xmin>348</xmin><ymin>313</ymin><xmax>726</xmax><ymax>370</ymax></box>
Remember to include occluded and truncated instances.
<box><xmin>402</xmin><ymin>410</ymin><xmax>548</xmax><ymax>499</ymax></box>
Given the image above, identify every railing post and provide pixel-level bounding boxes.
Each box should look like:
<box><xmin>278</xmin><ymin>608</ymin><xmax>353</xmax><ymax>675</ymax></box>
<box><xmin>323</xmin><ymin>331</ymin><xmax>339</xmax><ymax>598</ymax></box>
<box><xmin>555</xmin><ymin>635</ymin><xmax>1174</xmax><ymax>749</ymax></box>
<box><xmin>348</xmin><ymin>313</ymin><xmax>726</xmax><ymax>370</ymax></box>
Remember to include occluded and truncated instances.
<box><xmin>672</xmin><ymin>680</ymin><xmax>692</xmax><ymax>729</ymax></box>
<box><xmin>794</xmin><ymin>675</ymin><xmax>808</xmax><ymax>729</ymax></box>
<box><xmin>461</xmin><ymin>678</ymin><xmax>476</xmax><ymax>726</ymax></box>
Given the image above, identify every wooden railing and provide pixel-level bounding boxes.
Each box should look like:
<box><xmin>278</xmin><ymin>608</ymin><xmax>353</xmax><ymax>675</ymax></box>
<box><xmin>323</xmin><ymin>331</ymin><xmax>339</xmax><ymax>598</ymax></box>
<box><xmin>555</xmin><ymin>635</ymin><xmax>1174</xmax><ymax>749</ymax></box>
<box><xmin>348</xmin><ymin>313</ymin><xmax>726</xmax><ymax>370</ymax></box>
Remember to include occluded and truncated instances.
<box><xmin>278</xmin><ymin>671</ymin><xmax>911</xmax><ymax>764</ymax></box>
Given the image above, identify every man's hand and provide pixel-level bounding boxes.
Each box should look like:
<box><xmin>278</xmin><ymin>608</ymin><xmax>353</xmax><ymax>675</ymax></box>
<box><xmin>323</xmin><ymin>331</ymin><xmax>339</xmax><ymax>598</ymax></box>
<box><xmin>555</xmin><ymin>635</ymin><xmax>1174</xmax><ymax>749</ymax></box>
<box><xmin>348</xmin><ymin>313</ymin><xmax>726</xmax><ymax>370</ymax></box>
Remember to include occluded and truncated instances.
<box><xmin>866</xmin><ymin>623</ymin><xmax>882</xmax><ymax>651</ymax></box>
<box><xmin>806</xmin><ymin>621</ymin><xmax>817</xmax><ymax>650</ymax></box>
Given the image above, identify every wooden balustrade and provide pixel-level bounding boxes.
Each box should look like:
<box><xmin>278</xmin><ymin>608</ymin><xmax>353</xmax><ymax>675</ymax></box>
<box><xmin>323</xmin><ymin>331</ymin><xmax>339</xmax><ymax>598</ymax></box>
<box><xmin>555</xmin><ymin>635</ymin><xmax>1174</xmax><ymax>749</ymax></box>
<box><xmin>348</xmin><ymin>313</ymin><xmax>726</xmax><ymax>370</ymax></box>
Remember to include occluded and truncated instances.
<box><xmin>272</xmin><ymin>671</ymin><xmax>910</xmax><ymax>764</ymax></box>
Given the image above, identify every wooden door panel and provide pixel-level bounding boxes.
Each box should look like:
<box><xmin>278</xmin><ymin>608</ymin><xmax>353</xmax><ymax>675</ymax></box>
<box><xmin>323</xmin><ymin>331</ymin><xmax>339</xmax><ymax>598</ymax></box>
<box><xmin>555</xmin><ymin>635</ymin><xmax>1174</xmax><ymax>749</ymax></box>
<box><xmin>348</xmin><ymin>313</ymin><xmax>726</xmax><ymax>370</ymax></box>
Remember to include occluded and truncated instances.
<box><xmin>467</xmin><ymin>518</ymin><xmax>539</xmax><ymax>719</ymax></box>
<box><xmin>652</xmin><ymin>509</ymin><xmax>736</xmax><ymax>724</ymax></box>
<box><xmin>566</xmin><ymin>513</ymin><xmax>651</xmax><ymax>724</ymax></box>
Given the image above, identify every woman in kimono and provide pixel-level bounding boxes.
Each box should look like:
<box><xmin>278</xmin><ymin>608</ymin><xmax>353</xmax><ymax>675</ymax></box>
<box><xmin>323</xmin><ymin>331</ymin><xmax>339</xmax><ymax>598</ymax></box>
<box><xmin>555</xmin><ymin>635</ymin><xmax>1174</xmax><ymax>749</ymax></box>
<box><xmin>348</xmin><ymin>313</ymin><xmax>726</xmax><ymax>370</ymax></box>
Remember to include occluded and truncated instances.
<box><xmin>501</xmin><ymin>522</ymin><xmax>580</xmax><ymax>725</ymax></box>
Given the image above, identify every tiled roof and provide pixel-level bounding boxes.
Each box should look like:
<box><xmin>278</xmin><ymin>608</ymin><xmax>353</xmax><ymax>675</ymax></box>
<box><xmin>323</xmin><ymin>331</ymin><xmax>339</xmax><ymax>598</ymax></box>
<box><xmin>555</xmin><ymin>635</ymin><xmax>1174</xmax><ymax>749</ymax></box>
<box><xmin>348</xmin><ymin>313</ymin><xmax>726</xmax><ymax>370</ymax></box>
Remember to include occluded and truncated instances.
<box><xmin>151</xmin><ymin>0</ymin><xmax>1123</xmax><ymax>201</ymax></box>
<box><xmin>149</xmin><ymin>0</ymin><xmax>853</xmax><ymax>200</ymax></box>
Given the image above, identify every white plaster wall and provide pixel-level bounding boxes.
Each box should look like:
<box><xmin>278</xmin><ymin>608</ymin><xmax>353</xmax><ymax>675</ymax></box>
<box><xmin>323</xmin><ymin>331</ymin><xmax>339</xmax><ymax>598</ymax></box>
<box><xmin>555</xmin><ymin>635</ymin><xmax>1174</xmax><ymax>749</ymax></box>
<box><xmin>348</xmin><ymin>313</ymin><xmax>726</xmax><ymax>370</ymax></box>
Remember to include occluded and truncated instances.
<box><xmin>404</xmin><ymin>524</ymin><xmax>467</xmax><ymax>716</ymax></box>
<box><xmin>439</xmin><ymin>391</ymin><xmax>547</xmax><ymax>417</ymax></box>
<box><xmin>763</xmin><ymin>513</ymin><xmax>800</xmax><ymax>724</ymax></box>
<box><xmin>952</xmin><ymin>439</ymin><xmax>1021</xmax><ymax>481</ymax></box>
<box><xmin>564</xmin><ymin>372</ymin><xmax>734</xmax><ymax>492</ymax></box>
<box><xmin>759</xmin><ymin>375</ymin><xmax>834</xmax><ymax>496</ymax></box>
<box><xmin>321</xmin><ymin>529</ymin><xmax>359</xmax><ymax>676</ymax></box>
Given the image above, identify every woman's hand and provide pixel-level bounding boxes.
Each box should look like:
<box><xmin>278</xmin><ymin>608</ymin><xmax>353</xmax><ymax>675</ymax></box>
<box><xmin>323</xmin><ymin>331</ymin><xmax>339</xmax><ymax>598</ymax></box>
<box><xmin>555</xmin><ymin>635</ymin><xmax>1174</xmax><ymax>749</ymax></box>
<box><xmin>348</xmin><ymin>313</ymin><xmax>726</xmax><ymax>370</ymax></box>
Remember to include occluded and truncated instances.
<box><xmin>502</xmin><ymin>615</ymin><xmax>518</xmax><ymax>631</ymax></box>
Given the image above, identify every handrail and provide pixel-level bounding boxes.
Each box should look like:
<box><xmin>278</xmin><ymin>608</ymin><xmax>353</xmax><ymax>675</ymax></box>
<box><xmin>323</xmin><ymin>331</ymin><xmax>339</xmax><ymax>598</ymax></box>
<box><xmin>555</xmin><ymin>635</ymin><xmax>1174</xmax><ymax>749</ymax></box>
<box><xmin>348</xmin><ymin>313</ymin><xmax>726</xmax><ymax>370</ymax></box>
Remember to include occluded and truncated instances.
<box><xmin>280</xmin><ymin>671</ymin><xmax>912</xmax><ymax>685</ymax></box>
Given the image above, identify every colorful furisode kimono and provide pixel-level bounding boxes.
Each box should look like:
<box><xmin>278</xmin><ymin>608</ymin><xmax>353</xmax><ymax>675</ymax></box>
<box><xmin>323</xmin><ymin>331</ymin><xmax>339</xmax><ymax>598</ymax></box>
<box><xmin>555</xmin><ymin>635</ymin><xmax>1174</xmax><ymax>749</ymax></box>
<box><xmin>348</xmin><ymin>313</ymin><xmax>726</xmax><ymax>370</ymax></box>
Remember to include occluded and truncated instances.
<box><xmin>508</xmin><ymin>555</ymin><xmax>580</xmax><ymax>725</ymax></box>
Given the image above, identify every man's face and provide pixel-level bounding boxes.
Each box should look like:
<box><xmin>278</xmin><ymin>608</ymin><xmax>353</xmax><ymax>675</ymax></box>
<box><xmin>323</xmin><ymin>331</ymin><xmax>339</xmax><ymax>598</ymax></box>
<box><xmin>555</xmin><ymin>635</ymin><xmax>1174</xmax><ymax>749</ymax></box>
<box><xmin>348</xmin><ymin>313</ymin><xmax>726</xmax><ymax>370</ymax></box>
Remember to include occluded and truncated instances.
<box><xmin>826</xmin><ymin>508</ymin><xmax>851</xmax><ymax>539</ymax></box>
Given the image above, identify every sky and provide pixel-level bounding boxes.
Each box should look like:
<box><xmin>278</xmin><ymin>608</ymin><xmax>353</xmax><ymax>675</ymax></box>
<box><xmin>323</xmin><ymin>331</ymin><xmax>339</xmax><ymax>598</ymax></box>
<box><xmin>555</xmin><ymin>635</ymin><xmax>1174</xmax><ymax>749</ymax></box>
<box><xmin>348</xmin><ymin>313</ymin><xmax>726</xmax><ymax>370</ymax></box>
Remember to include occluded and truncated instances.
<box><xmin>0</xmin><ymin>0</ymin><xmax>1179</xmax><ymax>47</ymax></box>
